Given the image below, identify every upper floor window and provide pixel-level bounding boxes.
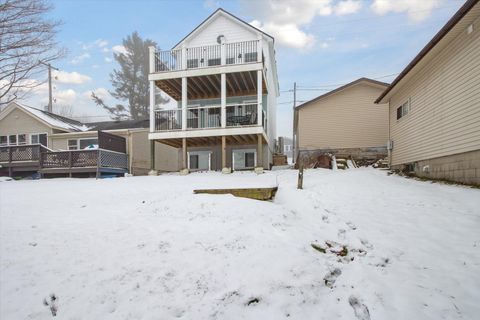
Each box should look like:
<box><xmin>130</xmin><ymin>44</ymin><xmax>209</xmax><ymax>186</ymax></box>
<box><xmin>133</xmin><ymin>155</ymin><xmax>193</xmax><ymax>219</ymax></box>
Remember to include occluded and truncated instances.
<box><xmin>31</xmin><ymin>133</ymin><xmax>48</xmax><ymax>146</ymax></box>
<box><xmin>396</xmin><ymin>99</ymin><xmax>411</xmax><ymax>120</ymax></box>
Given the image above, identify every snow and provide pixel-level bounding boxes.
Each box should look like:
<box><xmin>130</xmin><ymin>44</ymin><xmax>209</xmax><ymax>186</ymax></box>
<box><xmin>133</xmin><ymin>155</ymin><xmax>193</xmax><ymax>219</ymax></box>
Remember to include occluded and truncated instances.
<box><xmin>1</xmin><ymin>168</ymin><xmax>479</xmax><ymax>319</ymax></box>
<box><xmin>20</xmin><ymin>103</ymin><xmax>91</xmax><ymax>132</ymax></box>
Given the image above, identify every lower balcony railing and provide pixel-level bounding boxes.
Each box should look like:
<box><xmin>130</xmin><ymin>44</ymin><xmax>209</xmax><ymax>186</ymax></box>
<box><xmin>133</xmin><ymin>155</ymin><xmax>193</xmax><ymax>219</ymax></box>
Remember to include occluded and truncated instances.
<box><xmin>153</xmin><ymin>102</ymin><xmax>264</xmax><ymax>131</ymax></box>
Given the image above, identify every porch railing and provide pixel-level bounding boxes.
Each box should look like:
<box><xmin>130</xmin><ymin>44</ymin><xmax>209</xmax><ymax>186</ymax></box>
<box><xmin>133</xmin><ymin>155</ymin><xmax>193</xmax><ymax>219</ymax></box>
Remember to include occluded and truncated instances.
<box><xmin>153</xmin><ymin>40</ymin><xmax>260</xmax><ymax>73</ymax></box>
<box><xmin>226</xmin><ymin>102</ymin><xmax>258</xmax><ymax>127</ymax></box>
<box><xmin>40</xmin><ymin>149</ymin><xmax>128</xmax><ymax>170</ymax></box>
<box><xmin>153</xmin><ymin>102</ymin><xmax>265</xmax><ymax>131</ymax></box>
<box><xmin>155</xmin><ymin>109</ymin><xmax>182</xmax><ymax>131</ymax></box>
<box><xmin>187</xmin><ymin>105</ymin><xmax>221</xmax><ymax>129</ymax></box>
<box><xmin>0</xmin><ymin>144</ymin><xmax>50</xmax><ymax>163</ymax></box>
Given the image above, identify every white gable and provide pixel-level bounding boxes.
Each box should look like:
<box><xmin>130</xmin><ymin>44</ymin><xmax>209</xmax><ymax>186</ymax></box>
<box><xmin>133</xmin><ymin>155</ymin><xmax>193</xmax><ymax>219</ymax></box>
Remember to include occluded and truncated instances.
<box><xmin>181</xmin><ymin>12</ymin><xmax>260</xmax><ymax>48</ymax></box>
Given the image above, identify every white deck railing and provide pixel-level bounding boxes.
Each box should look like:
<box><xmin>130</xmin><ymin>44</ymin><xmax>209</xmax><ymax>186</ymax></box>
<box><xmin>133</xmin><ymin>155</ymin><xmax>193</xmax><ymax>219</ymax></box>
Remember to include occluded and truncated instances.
<box><xmin>153</xmin><ymin>102</ymin><xmax>263</xmax><ymax>132</ymax></box>
<box><xmin>152</xmin><ymin>40</ymin><xmax>261</xmax><ymax>73</ymax></box>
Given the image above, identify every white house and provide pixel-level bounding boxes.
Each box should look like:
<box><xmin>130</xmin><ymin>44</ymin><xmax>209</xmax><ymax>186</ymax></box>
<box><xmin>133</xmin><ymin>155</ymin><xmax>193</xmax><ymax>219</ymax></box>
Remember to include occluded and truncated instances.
<box><xmin>148</xmin><ymin>8</ymin><xmax>279</xmax><ymax>173</ymax></box>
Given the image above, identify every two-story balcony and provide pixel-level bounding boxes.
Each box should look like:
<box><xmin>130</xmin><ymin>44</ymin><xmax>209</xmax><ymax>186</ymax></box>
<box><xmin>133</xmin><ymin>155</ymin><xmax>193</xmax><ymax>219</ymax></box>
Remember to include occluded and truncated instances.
<box><xmin>148</xmin><ymin>40</ymin><xmax>269</xmax><ymax>148</ymax></box>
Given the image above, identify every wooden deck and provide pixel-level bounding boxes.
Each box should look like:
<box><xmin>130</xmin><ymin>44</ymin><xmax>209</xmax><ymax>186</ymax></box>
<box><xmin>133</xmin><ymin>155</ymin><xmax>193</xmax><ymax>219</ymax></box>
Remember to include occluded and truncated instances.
<box><xmin>0</xmin><ymin>145</ymin><xmax>128</xmax><ymax>178</ymax></box>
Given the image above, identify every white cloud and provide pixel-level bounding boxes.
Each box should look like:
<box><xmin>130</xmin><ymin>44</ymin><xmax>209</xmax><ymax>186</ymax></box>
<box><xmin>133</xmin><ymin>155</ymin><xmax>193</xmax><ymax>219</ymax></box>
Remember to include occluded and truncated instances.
<box><xmin>112</xmin><ymin>45</ymin><xmax>128</xmax><ymax>55</ymax></box>
<box><xmin>70</xmin><ymin>52</ymin><xmax>91</xmax><ymax>64</ymax></box>
<box><xmin>53</xmin><ymin>89</ymin><xmax>77</xmax><ymax>106</ymax></box>
<box><xmin>251</xmin><ymin>20</ymin><xmax>315</xmax><ymax>49</ymax></box>
<box><xmin>102</xmin><ymin>47</ymin><xmax>109</xmax><ymax>53</ymax></box>
<box><xmin>242</xmin><ymin>0</ymin><xmax>334</xmax><ymax>49</ymax></box>
<box><xmin>94</xmin><ymin>39</ymin><xmax>109</xmax><ymax>48</ymax></box>
<box><xmin>104</xmin><ymin>57</ymin><xmax>113</xmax><ymax>63</ymax></box>
<box><xmin>371</xmin><ymin>0</ymin><xmax>442</xmax><ymax>22</ymax></box>
<box><xmin>53</xmin><ymin>71</ymin><xmax>91</xmax><ymax>85</ymax></box>
<box><xmin>334</xmin><ymin>0</ymin><xmax>362</xmax><ymax>15</ymax></box>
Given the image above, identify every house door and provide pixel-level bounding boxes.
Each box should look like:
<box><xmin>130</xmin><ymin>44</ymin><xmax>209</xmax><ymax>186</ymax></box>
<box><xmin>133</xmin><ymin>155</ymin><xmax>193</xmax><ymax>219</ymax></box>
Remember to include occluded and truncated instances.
<box><xmin>232</xmin><ymin>149</ymin><xmax>256</xmax><ymax>170</ymax></box>
<box><xmin>188</xmin><ymin>151</ymin><xmax>211</xmax><ymax>171</ymax></box>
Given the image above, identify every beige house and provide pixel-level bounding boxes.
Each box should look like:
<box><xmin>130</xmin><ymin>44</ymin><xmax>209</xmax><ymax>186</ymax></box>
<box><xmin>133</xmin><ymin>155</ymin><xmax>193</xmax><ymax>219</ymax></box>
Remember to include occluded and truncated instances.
<box><xmin>293</xmin><ymin>78</ymin><xmax>389</xmax><ymax>164</ymax></box>
<box><xmin>0</xmin><ymin>101</ymin><xmax>178</xmax><ymax>177</ymax></box>
<box><xmin>376</xmin><ymin>0</ymin><xmax>480</xmax><ymax>185</ymax></box>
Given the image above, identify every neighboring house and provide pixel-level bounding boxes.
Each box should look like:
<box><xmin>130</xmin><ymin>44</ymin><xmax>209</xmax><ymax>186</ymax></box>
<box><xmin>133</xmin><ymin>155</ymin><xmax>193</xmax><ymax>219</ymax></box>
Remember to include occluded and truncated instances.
<box><xmin>293</xmin><ymin>78</ymin><xmax>389</xmax><ymax>165</ymax></box>
<box><xmin>148</xmin><ymin>8</ymin><xmax>279</xmax><ymax>173</ymax></box>
<box><xmin>0</xmin><ymin>101</ymin><xmax>178</xmax><ymax>177</ymax></box>
<box><xmin>376</xmin><ymin>0</ymin><xmax>480</xmax><ymax>185</ymax></box>
<box><xmin>281</xmin><ymin>136</ymin><xmax>293</xmax><ymax>159</ymax></box>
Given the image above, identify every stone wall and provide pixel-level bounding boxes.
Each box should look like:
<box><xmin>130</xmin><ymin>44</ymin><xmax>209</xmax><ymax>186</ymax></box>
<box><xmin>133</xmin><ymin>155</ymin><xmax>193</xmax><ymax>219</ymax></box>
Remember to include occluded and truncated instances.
<box><xmin>392</xmin><ymin>149</ymin><xmax>480</xmax><ymax>186</ymax></box>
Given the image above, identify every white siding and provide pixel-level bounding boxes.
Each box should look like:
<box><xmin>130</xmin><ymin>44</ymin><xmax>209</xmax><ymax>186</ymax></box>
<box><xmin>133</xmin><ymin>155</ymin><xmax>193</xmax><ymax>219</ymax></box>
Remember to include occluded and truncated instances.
<box><xmin>185</xmin><ymin>15</ymin><xmax>257</xmax><ymax>47</ymax></box>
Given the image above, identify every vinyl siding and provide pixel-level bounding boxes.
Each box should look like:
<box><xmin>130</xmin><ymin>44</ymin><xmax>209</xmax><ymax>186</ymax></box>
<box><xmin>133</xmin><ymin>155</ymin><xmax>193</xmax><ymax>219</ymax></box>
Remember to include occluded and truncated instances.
<box><xmin>0</xmin><ymin>108</ymin><xmax>53</xmax><ymax>145</ymax></box>
<box><xmin>298</xmin><ymin>83</ymin><xmax>388</xmax><ymax>150</ymax></box>
<box><xmin>185</xmin><ymin>15</ymin><xmax>257</xmax><ymax>47</ymax></box>
<box><xmin>389</xmin><ymin>15</ymin><xmax>480</xmax><ymax>166</ymax></box>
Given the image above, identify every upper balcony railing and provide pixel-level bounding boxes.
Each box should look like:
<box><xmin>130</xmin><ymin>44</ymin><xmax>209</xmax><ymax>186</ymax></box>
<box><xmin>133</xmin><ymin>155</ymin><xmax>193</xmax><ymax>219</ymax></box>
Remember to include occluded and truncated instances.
<box><xmin>152</xmin><ymin>40</ymin><xmax>261</xmax><ymax>73</ymax></box>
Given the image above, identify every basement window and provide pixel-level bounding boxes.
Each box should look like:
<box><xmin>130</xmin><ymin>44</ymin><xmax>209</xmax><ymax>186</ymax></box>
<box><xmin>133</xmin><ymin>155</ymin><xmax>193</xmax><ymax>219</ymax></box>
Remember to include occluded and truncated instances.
<box><xmin>396</xmin><ymin>99</ymin><xmax>411</xmax><ymax>120</ymax></box>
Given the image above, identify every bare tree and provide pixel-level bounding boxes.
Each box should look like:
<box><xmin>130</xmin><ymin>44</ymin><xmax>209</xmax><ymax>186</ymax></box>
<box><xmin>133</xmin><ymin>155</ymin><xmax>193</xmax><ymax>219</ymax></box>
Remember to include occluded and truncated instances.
<box><xmin>0</xmin><ymin>0</ymin><xmax>65</xmax><ymax>106</ymax></box>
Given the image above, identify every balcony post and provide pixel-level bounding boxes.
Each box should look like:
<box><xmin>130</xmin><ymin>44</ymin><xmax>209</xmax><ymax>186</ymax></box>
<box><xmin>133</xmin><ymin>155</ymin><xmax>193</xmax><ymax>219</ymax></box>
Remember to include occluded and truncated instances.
<box><xmin>149</xmin><ymin>46</ymin><xmax>155</xmax><ymax>73</ymax></box>
<box><xmin>221</xmin><ymin>73</ymin><xmax>226</xmax><ymax>128</ymax></box>
<box><xmin>149</xmin><ymin>80</ymin><xmax>155</xmax><ymax>132</ymax></box>
<box><xmin>257</xmin><ymin>37</ymin><xmax>263</xmax><ymax>63</ymax></box>
<box><xmin>257</xmin><ymin>70</ymin><xmax>263</xmax><ymax>126</ymax></box>
<box><xmin>182</xmin><ymin>77</ymin><xmax>188</xmax><ymax>130</ymax></box>
<box><xmin>221</xmin><ymin>42</ymin><xmax>226</xmax><ymax>65</ymax></box>
<box><xmin>182</xmin><ymin>46</ymin><xmax>187</xmax><ymax>70</ymax></box>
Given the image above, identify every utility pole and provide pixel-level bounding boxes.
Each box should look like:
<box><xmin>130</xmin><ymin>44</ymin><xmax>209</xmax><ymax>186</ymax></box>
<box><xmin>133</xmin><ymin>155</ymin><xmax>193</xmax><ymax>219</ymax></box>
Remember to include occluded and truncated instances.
<box><xmin>292</xmin><ymin>82</ymin><xmax>297</xmax><ymax>164</ymax></box>
<box><xmin>39</xmin><ymin>61</ymin><xmax>59</xmax><ymax>113</ymax></box>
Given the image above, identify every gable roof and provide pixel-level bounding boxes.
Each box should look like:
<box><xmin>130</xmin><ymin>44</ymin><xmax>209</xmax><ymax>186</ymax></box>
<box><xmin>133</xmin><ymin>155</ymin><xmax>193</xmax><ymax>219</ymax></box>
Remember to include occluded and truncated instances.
<box><xmin>87</xmin><ymin>119</ymin><xmax>150</xmax><ymax>131</ymax></box>
<box><xmin>172</xmin><ymin>8</ymin><xmax>273</xmax><ymax>49</ymax></box>
<box><xmin>296</xmin><ymin>78</ymin><xmax>389</xmax><ymax>110</ymax></box>
<box><xmin>376</xmin><ymin>0</ymin><xmax>479</xmax><ymax>103</ymax></box>
<box><xmin>0</xmin><ymin>101</ymin><xmax>91</xmax><ymax>132</ymax></box>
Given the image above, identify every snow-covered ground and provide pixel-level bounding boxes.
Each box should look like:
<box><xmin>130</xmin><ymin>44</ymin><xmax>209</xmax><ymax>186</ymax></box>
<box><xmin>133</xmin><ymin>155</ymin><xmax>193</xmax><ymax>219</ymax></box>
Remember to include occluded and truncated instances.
<box><xmin>1</xmin><ymin>168</ymin><xmax>479</xmax><ymax>319</ymax></box>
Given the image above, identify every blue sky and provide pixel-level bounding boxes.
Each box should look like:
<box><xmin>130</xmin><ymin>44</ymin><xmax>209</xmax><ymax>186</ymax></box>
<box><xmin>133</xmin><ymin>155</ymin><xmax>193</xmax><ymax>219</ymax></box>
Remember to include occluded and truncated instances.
<box><xmin>24</xmin><ymin>0</ymin><xmax>465</xmax><ymax>138</ymax></box>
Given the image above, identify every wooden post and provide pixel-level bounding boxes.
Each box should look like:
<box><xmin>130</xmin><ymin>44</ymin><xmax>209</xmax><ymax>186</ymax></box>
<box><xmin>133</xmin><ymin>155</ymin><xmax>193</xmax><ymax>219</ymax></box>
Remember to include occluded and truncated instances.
<box><xmin>150</xmin><ymin>140</ymin><xmax>155</xmax><ymax>171</ymax></box>
<box><xmin>222</xmin><ymin>136</ymin><xmax>226</xmax><ymax>169</ymax></box>
<box><xmin>297</xmin><ymin>163</ymin><xmax>304</xmax><ymax>190</ymax></box>
<box><xmin>182</xmin><ymin>138</ymin><xmax>187</xmax><ymax>170</ymax></box>
<box><xmin>257</xmin><ymin>134</ymin><xmax>263</xmax><ymax>168</ymax></box>
<box><xmin>96</xmin><ymin>150</ymin><xmax>100</xmax><ymax>179</ymax></box>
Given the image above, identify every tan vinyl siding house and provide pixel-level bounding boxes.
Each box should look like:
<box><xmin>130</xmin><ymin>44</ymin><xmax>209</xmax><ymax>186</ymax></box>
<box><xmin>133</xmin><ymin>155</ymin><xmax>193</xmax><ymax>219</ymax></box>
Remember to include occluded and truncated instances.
<box><xmin>376</xmin><ymin>0</ymin><xmax>480</xmax><ymax>185</ymax></box>
<box><xmin>297</xmin><ymin>79</ymin><xmax>389</xmax><ymax>150</ymax></box>
<box><xmin>0</xmin><ymin>101</ymin><xmax>178</xmax><ymax>177</ymax></box>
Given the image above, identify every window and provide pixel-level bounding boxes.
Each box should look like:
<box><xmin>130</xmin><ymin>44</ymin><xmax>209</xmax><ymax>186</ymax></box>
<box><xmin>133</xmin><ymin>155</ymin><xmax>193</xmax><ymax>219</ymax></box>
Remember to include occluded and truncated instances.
<box><xmin>31</xmin><ymin>133</ymin><xmax>48</xmax><ymax>146</ymax></box>
<box><xmin>188</xmin><ymin>151</ymin><xmax>211</xmax><ymax>171</ymax></box>
<box><xmin>244</xmin><ymin>52</ymin><xmax>258</xmax><ymax>62</ymax></box>
<box><xmin>396</xmin><ymin>99</ymin><xmax>410</xmax><ymax>120</ymax></box>
<box><xmin>18</xmin><ymin>134</ymin><xmax>26</xmax><ymax>145</ymax></box>
<box><xmin>245</xmin><ymin>152</ymin><xmax>255</xmax><ymax>168</ymax></box>
<box><xmin>226</xmin><ymin>57</ymin><xmax>236</xmax><ymax>65</ymax></box>
<box><xmin>79</xmin><ymin>138</ymin><xmax>98</xmax><ymax>149</ymax></box>
<box><xmin>9</xmin><ymin>135</ymin><xmax>16</xmax><ymax>145</ymax></box>
<box><xmin>68</xmin><ymin>139</ymin><xmax>78</xmax><ymax>150</ymax></box>
<box><xmin>0</xmin><ymin>136</ymin><xmax>7</xmax><ymax>146</ymax></box>
<box><xmin>68</xmin><ymin>138</ymin><xmax>98</xmax><ymax>150</ymax></box>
